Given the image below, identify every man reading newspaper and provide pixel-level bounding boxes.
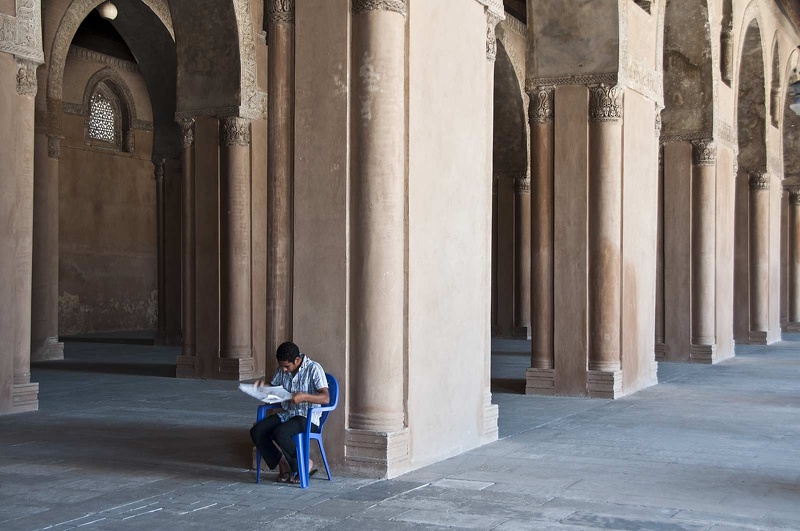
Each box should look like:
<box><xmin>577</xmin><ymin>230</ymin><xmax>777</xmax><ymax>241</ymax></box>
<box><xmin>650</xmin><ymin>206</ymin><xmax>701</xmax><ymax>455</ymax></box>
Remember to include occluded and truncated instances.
<box><xmin>249</xmin><ymin>342</ymin><xmax>329</xmax><ymax>484</ymax></box>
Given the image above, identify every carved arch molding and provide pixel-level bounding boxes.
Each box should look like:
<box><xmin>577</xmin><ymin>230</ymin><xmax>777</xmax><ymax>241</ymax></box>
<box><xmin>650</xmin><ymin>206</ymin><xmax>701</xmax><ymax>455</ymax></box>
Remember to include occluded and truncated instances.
<box><xmin>47</xmin><ymin>0</ymin><xmax>174</xmax><ymax>101</ymax></box>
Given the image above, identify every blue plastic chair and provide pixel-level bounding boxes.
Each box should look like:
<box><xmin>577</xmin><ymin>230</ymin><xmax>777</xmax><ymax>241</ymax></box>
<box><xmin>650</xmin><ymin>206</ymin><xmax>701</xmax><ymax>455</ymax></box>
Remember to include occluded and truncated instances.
<box><xmin>254</xmin><ymin>373</ymin><xmax>339</xmax><ymax>489</ymax></box>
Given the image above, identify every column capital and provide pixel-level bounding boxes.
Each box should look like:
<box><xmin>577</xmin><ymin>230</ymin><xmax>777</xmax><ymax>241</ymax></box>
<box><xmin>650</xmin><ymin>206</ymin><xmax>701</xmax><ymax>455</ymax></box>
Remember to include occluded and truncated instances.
<box><xmin>46</xmin><ymin>135</ymin><xmax>61</xmax><ymax>159</ymax></box>
<box><xmin>748</xmin><ymin>171</ymin><xmax>770</xmax><ymax>191</ymax></box>
<box><xmin>266</xmin><ymin>0</ymin><xmax>295</xmax><ymax>24</ymax></box>
<box><xmin>788</xmin><ymin>187</ymin><xmax>800</xmax><ymax>205</ymax></box>
<box><xmin>177</xmin><ymin>118</ymin><xmax>195</xmax><ymax>148</ymax></box>
<box><xmin>514</xmin><ymin>175</ymin><xmax>531</xmax><ymax>194</ymax></box>
<box><xmin>220</xmin><ymin>116</ymin><xmax>251</xmax><ymax>147</ymax></box>
<box><xmin>588</xmin><ymin>83</ymin><xmax>623</xmax><ymax>123</ymax></box>
<box><xmin>485</xmin><ymin>10</ymin><xmax>503</xmax><ymax>62</ymax></box>
<box><xmin>352</xmin><ymin>0</ymin><xmax>406</xmax><ymax>17</ymax></box>
<box><xmin>655</xmin><ymin>110</ymin><xmax>662</xmax><ymax>138</ymax></box>
<box><xmin>527</xmin><ymin>85</ymin><xmax>554</xmax><ymax>125</ymax></box>
<box><xmin>691</xmin><ymin>139</ymin><xmax>717</xmax><ymax>166</ymax></box>
<box><xmin>16</xmin><ymin>59</ymin><xmax>38</xmax><ymax>96</ymax></box>
<box><xmin>153</xmin><ymin>158</ymin><xmax>165</xmax><ymax>182</ymax></box>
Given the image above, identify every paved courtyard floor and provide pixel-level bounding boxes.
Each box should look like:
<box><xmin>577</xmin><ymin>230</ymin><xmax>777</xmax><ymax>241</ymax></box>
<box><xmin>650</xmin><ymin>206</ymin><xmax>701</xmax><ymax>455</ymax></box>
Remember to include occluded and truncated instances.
<box><xmin>1</xmin><ymin>335</ymin><xmax>800</xmax><ymax>530</ymax></box>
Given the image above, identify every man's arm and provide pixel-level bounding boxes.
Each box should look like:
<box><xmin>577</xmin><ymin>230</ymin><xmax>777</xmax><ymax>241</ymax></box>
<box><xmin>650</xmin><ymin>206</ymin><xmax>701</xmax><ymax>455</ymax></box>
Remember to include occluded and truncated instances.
<box><xmin>291</xmin><ymin>387</ymin><xmax>329</xmax><ymax>406</ymax></box>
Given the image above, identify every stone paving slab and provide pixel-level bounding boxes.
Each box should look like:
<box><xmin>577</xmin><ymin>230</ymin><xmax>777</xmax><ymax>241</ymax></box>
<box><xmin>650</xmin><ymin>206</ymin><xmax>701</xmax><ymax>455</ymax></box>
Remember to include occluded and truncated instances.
<box><xmin>2</xmin><ymin>339</ymin><xmax>800</xmax><ymax>529</ymax></box>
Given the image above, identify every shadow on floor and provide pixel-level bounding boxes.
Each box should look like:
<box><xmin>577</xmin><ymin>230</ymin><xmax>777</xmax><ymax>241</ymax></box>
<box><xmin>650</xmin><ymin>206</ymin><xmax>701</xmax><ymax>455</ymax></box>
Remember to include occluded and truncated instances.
<box><xmin>60</xmin><ymin>330</ymin><xmax>157</xmax><ymax>346</ymax></box>
<box><xmin>491</xmin><ymin>377</ymin><xmax>526</xmax><ymax>394</ymax></box>
<box><xmin>32</xmin><ymin>360</ymin><xmax>176</xmax><ymax>378</ymax></box>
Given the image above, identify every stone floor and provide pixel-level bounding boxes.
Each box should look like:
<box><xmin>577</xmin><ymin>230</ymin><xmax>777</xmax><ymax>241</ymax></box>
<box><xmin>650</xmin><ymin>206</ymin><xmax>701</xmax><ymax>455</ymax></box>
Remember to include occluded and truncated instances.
<box><xmin>1</xmin><ymin>335</ymin><xmax>800</xmax><ymax>530</ymax></box>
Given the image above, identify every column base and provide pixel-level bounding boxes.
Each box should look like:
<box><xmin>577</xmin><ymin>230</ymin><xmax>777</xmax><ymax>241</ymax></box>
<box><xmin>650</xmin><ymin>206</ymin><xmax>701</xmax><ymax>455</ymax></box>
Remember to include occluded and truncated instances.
<box><xmin>482</xmin><ymin>390</ymin><xmax>498</xmax><ymax>443</ymax></box>
<box><xmin>784</xmin><ymin>322</ymin><xmax>800</xmax><ymax>333</ymax></box>
<box><xmin>217</xmin><ymin>357</ymin><xmax>255</xmax><ymax>381</ymax></box>
<box><xmin>345</xmin><ymin>427</ymin><xmax>410</xmax><ymax>479</ymax></box>
<box><xmin>690</xmin><ymin>343</ymin><xmax>717</xmax><ymax>364</ymax></box>
<box><xmin>31</xmin><ymin>336</ymin><xmax>64</xmax><ymax>362</ymax></box>
<box><xmin>654</xmin><ymin>342</ymin><xmax>666</xmax><ymax>362</ymax></box>
<box><xmin>12</xmin><ymin>382</ymin><xmax>39</xmax><ymax>413</ymax></box>
<box><xmin>525</xmin><ymin>368</ymin><xmax>555</xmax><ymax>395</ymax></box>
<box><xmin>176</xmin><ymin>355</ymin><xmax>197</xmax><ymax>379</ymax></box>
<box><xmin>586</xmin><ymin>369</ymin><xmax>623</xmax><ymax>399</ymax></box>
<box><xmin>511</xmin><ymin>325</ymin><xmax>531</xmax><ymax>340</ymax></box>
<box><xmin>747</xmin><ymin>330</ymin><xmax>768</xmax><ymax>345</ymax></box>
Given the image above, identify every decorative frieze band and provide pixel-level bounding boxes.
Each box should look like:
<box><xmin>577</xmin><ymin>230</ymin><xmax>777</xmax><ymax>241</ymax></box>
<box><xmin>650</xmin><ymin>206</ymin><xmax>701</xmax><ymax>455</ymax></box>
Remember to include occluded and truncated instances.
<box><xmin>0</xmin><ymin>1</ymin><xmax>44</xmax><ymax>63</ymax></box>
<box><xmin>16</xmin><ymin>59</ymin><xmax>37</xmax><ymax>96</ymax></box>
<box><xmin>588</xmin><ymin>84</ymin><xmax>623</xmax><ymax>123</ymax></box>
<box><xmin>177</xmin><ymin>118</ymin><xmax>195</xmax><ymax>148</ymax></box>
<box><xmin>154</xmin><ymin>159</ymin><xmax>165</xmax><ymax>181</ymax></box>
<box><xmin>691</xmin><ymin>140</ymin><xmax>717</xmax><ymax>166</ymax></box>
<box><xmin>485</xmin><ymin>12</ymin><xmax>503</xmax><ymax>61</ymax></box>
<box><xmin>266</xmin><ymin>0</ymin><xmax>295</xmax><ymax>24</ymax></box>
<box><xmin>526</xmin><ymin>73</ymin><xmax>617</xmax><ymax>92</ymax></box>
<box><xmin>527</xmin><ymin>86</ymin><xmax>554</xmax><ymax>125</ymax></box>
<box><xmin>69</xmin><ymin>46</ymin><xmax>139</xmax><ymax>74</ymax></box>
<box><xmin>660</xmin><ymin>130</ymin><xmax>714</xmax><ymax>144</ymax></box>
<box><xmin>514</xmin><ymin>177</ymin><xmax>531</xmax><ymax>194</ymax></box>
<box><xmin>748</xmin><ymin>171</ymin><xmax>769</xmax><ymax>191</ymax></box>
<box><xmin>352</xmin><ymin>0</ymin><xmax>407</xmax><ymax>16</ymax></box>
<box><xmin>221</xmin><ymin>117</ymin><xmax>251</xmax><ymax>147</ymax></box>
<box><xmin>502</xmin><ymin>14</ymin><xmax>527</xmax><ymax>38</ymax></box>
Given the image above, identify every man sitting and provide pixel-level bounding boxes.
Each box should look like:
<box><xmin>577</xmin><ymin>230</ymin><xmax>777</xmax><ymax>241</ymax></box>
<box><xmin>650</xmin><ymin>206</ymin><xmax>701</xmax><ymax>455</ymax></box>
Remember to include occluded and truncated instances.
<box><xmin>250</xmin><ymin>341</ymin><xmax>330</xmax><ymax>484</ymax></box>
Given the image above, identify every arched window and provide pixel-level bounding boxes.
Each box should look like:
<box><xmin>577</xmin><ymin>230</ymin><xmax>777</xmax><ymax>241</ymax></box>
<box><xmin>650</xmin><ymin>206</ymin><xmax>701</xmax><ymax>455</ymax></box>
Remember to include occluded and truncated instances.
<box><xmin>89</xmin><ymin>92</ymin><xmax>116</xmax><ymax>142</ymax></box>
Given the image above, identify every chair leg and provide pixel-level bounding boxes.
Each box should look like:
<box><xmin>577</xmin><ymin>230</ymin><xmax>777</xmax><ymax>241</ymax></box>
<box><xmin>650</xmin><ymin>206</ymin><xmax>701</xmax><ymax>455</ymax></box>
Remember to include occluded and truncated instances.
<box><xmin>317</xmin><ymin>439</ymin><xmax>332</xmax><ymax>481</ymax></box>
<box><xmin>255</xmin><ymin>448</ymin><xmax>261</xmax><ymax>484</ymax></box>
<box><xmin>293</xmin><ymin>434</ymin><xmax>309</xmax><ymax>489</ymax></box>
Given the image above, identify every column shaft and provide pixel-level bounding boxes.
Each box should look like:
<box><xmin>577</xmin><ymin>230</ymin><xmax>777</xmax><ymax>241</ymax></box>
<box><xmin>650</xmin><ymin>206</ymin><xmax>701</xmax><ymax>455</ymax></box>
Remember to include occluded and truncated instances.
<box><xmin>13</xmin><ymin>60</ymin><xmax>39</xmax><ymax>412</ymax></box>
<box><xmin>266</xmin><ymin>3</ymin><xmax>295</xmax><ymax>358</ymax></box>
<box><xmin>528</xmin><ymin>87</ymin><xmax>554</xmax><ymax>371</ymax></box>
<box><xmin>154</xmin><ymin>159</ymin><xmax>166</xmax><ymax>345</ymax></box>
<box><xmin>749</xmin><ymin>172</ymin><xmax>770</xmax><ymax>338</ymax></box>
<box><xmin>176</xmin><ymin>120</ymin><xmax>196</xmax><ymax>377</ymax></box>
<box><xmin>789</xmin><ymin>190</ymin><xmax>800</xmax><ymax>324</ymax></box>
<box><xmin>587</xmin><ymin>84</ymin><xmax>623</xmax><ymax>374</ymax></box>
<box><xmin>219</xmin><ymin>117</ymin><xmax>253</xmax><ymax>380</ymax></box>
<box><xmin>349</xmin><ymin>2</ymin><xmax>406</xmax><ymax>435</ymax></box>
<box><xmin>513</xmin><ymin>176</ymin><xmax>532</xmax><ymax>338</ymax></box>
<box><xmin>655</xmin><ymin>145</ymin><xmax>665</xmax><ymax>358</ymax></box>
<box><xmin>690</xmin><ymin>141</ymin><xmax>717</xmax><ymax>361</ymax></box>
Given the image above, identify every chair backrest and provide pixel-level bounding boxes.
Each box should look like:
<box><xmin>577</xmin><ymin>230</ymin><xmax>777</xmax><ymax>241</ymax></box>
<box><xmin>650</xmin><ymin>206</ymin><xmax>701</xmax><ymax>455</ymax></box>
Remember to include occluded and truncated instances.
<box><xmin>319</xmin><ymin>373</ymin><xmax>339</xmax><ymax>429</ymax></box>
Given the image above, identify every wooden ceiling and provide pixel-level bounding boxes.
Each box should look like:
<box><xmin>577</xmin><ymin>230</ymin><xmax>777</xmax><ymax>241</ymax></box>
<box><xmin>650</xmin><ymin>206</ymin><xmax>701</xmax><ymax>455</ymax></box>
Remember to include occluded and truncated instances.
<box><xmin>503</xmin><ymin>0</ymin><xmax>526</xmax><ymax>23</ymax></box>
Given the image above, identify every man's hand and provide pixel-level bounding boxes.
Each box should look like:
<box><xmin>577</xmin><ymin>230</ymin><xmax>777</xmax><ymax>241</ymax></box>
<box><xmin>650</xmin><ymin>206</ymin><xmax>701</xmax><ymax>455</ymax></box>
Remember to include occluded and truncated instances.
<box><xmin>254</xmin><ymin>379</ymin><xmax>265</xmax><ymax>388</ymax></box>
<box><xmin>291</xmin><ymin>388</ymin><xmax>330</xmax><ymax>406</ymax></box>
<box><xmin>291</xmin><ymin>393</ymin><xmax>307</xmax><ymax>405</ymax></box>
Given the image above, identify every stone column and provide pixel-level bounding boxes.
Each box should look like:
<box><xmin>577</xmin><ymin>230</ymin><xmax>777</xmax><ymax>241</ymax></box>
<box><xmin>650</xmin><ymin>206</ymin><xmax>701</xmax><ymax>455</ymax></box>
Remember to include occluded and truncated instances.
<box><xmin>587</xmin><ymin>84</ymin><xmax>623</xmax><ymax>398</ymax></box>
<box><xmin>689</xmin><ymin>140</ymin><xmax>717</xmax><ymax>362</ymax></box>
<box><xmin>13</xmin><ymin>60</ymin><xmax>39</xmax><ymax>412</ymax></box>
<box><xmin>655</xmin><ymin>134</ymin><xmax>665</xmax><ymax>361</ymax></box>
<box><xmin>218</xmin><ymin>117</ymin><xmax>254</xmax><ymax>380</ymax></box>
<box><xmin>176</xmin><ymin>119</ymin><xmax>196</xmax><ymax>378</ymax></box>
<box><xmin>513</xmin><ymin>174</ymin><xmax>532</xmax><ymax>339</ymax></box>
<box><xmin>266</xmin><ymin>0</ymin><xmax>295</xmax><ymax>359</ymax></box>
<box><xmin>31</xmin><ymin>99</ymin><xmax>63</xmax><ymax>362</ymax></box>
<box><xmin>346</xmin><ymin>0</ymin><xmax>409</xmax><ymax>476</ymax></box>
<box><xmin>154</xmin><ymin>158</ymin><xmax>166</xmax><ymax>345</ymax></box>
<box><xmin>526</xmin><ymin>85</ymin><xmax>555</xmax><ymax>394</ymax></box>
<box><xmin>787</xmin><ymin>187</ymin><xmax>800</xmax><ymax>330</ymax></box>
<box><xmin>748</xmin><ymin>171</ymin><xmax>770</xmax><ymax>343</ymax></box>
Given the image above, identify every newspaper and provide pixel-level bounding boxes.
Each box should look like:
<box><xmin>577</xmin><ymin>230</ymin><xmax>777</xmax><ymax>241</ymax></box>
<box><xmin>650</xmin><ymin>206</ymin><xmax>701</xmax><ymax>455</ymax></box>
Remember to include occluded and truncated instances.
<box><xmin>239</xmin><ymin>383</ymin><xmax>292</xmax><ymax>404</ymax></box>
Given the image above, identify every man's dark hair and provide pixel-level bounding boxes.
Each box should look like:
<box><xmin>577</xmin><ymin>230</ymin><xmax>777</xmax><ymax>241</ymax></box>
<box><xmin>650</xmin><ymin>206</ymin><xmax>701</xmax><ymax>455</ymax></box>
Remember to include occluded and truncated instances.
<box><xmin>276</xmin><ymin>341</ymin><xmax>301</xmax><ymax>363</ymax></box>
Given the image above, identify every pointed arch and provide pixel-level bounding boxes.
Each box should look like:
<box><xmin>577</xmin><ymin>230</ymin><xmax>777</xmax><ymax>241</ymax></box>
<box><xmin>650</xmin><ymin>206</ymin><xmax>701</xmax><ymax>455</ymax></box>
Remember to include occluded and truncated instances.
<box><xmin>493</xmin><ymin>41</ymin><xmax>527</xmax><ymax>175</ymax></box>
<box><xmin>736</xmin><ymin>18</ymin><xmax>768</xmax><ymax>173</ymax></box>
<box><xmin>770</xmin><ymin>33</ymin><xmax>782</xmax><ymax>127</ymax></box>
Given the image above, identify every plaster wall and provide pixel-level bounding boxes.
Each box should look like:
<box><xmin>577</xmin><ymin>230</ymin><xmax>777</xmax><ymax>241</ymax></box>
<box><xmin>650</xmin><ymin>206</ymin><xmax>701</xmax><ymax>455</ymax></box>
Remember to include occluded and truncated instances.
<box><xmin>716</xmin><ymin>145</ymin><xmax>735</xmax><ymax>361</ymax></box>
<box><xmin>406</xmin><ymin>0</ymin><xmax>488</xmax><ymax>468</ymax></box>
<box><xmin>663</xmin><ymin>142</ymin><xmax>692</xmax><ymax>362</ymax></box>
<box><xmin>626</xmin><ymin>1</ymin><xmax>658</xmax><ymax>71</ymax></box>
<box><xmin>58</xmin><ymin>57</ymin><xmax>157</xmax><ymax>335</ymax></box>
<box><xmin>292</xmin><ymin>0</ymin><xmax>349</xmax><ymax>471</ymax></box>
<box><xmin>553</xmin><ymin>85</ymin><xmax>588</xmax><ymax>396</ymax></box>
<box><xmin>621</xmin><ymin>91</ymin><xmax>658</xmax><ymax>392</ymax></box>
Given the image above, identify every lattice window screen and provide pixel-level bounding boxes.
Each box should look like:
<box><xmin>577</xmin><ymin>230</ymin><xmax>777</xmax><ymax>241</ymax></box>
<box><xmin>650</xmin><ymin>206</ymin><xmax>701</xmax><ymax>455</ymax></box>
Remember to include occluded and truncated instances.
<box><xmin>89</xmin><ymin>93</ymin><xmax>116</xmax><ymax>142</ymax></box>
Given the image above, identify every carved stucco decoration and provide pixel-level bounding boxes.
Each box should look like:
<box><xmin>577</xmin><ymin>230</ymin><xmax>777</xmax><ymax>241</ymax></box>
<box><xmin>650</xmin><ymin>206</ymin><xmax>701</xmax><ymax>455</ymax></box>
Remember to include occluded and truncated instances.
<box><xmin>47</xmin><ymin>135</ymin><xmax>61</xmax><ymax>159</ymax></box>
<box><xmin>691</xmin><ymin>139</ymin><xmax>717</xmax><ymax>166</ymax></box>
<box><xmin>748</xmin><ymin>171</ymin><xmax>770</xmax><ymax>191</ymax></box>
<box><xmin>496</xmin><ymin>24</ymin><xmax>523</xmax><ymax>88</ymax></box>
<box><xmin>48</xmin><ymin>0</ymin><xmax>172</xmax><ymax>101</ymax></box>
<box><xmin>177</xmin><ymin>118</ymin><xmax>195</xmax><ymax>148</ymax></box>
<box><xmin>527</xmin><ymin>85</ymin><xmax>553</xmax><ymax>125</ymax></box>
<box><xmin>589</xmin><ymin>84</ymin><xmax>623</xmax><ymax>123</ymax></box>
<box><xmin>267</xmin><ymin>0</ymin><xmax>295</xmax><ymax>24</ymax></box>
<box><xmin>0</xmin><ymin>0</ymin><xmax>44</xmax><ymax>63</ymax></box>
<box><xmin>514</xmin><ymin>176</ymin><xmax>531</xmax><ymax>194</ymax></box>
<box><xmin>655</xmin><ymin>109</ymin><xmax>662</xmax><ymax>137</ymax></box>
<box><xmin>154</xmin><ymin>158</ymin><xmax>165</xmax><ymax>181</ymax></box>
<box><xmin>221</xmin><ymin>116</ymin><xmax>251</xmax><ymax>147</ymax></box>
<box><xmin>788</xmin><ymin>187</ymin><xmax>800</xmax><ymax>206</ymax></box>
<box><xmin>233</xmin><ymin>0</ymin><xmax>266</xmax><ymax>120</ymax></box>
<box><xmin>352</xmin><ymin>0</ymin><xmax>407</xmax><ymax>17</ymax></box>
<box><xmin>485</xmin><ymin>12</ymin><xmax>503</xmax><ymax>62</ymax></box>
<box><xmin>16</xmin><ymin>59</ymin><xmax>38</xmax><ymax>96</ymax></box>
<box><xmin>69</xmin><ymin>45</ymin><xmax>139</xmax><ymax>73</ymax></box>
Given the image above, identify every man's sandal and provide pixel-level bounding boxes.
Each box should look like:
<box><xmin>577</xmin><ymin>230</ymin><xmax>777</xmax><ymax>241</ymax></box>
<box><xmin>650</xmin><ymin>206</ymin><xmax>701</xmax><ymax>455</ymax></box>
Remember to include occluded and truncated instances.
<box><xmin>275</xmin><ymin>472</ymin><xmax>292</xmax><ymax>483</ymax></box>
